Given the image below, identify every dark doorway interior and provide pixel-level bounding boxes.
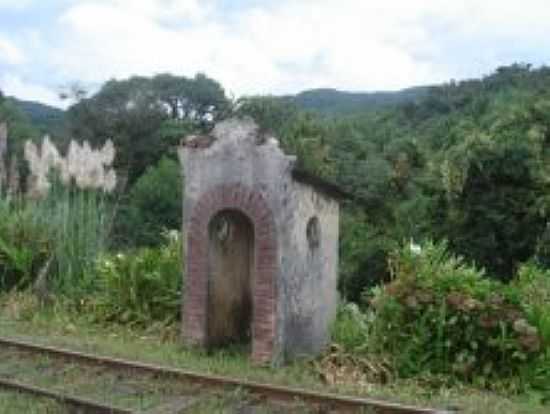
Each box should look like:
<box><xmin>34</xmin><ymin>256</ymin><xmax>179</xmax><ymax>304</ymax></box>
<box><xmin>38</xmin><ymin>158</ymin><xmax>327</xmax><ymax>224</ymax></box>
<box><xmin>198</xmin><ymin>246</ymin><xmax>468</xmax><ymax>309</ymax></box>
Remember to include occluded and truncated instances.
<box><xmin>207</xmin><ymin>210</ymin><xmax>254</xmax><ymax>348</ymax></box>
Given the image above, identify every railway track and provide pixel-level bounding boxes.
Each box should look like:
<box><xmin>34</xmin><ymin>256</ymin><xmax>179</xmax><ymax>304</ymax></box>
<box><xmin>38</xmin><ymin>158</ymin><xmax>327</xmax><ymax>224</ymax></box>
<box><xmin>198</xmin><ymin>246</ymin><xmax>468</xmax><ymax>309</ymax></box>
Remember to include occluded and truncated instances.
<box><xmin>0</xmin><ymin>336</ymin><xmax>456</xmax><ymax>413</ymax></box>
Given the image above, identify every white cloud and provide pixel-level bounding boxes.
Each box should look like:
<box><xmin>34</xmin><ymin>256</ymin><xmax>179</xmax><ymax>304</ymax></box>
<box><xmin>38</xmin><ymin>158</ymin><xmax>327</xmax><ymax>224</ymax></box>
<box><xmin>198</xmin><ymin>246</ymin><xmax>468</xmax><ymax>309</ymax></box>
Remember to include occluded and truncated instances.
<box><xmin>5</xmin><ymin>0</ymin><xmax>550</xmax><ymax>104</ymax></box>
<box><xmin>50</xmin><ymin>0</ymin><xmax>446</xmax><ymax>96</ymax></box>
<box><xmin>0</xmin><ymin>36</ymin><xmax>26</xmax><ymax>65</ymax></box>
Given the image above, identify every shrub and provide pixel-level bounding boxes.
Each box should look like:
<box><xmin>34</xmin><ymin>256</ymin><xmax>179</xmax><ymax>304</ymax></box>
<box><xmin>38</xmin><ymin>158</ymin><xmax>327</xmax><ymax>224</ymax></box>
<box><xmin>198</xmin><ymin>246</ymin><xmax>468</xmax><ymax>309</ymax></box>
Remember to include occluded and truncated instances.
<box><xmin>0</xmin><ymin>197</ymin><xmax>52</xmax><ymax>291</ymax></box>
<box><xmin>515</xmin><ymin>263</ymin><xmax>550</xmax><ymax>391</ymax></box>
<box><xmin>330</xmin><ymin>302</ymin><xmax>370</xmax><ymax>352</ymax></box>
<box><xmin>116</xmin><ymin>157</ymin><xmax>182</xmax><ymax>247</ymax></box>
<box><xmin>338</xmin><ymin>209</ymin><xmax>393</xmax><ymax>302</ymax></box>
<box><xmin>364</xmin><ymin>241</ymin><xmax>544</xmax><ymax>388</ymax></box>
<box><xmin>516</xmin><ymin>263</ymin><xmax>550</xmax><ymax>347</ymax></box>
<box><xmin>90</xmin><ymin>231</ymin><xmax>183</xmax><ymax>326</ymax></box>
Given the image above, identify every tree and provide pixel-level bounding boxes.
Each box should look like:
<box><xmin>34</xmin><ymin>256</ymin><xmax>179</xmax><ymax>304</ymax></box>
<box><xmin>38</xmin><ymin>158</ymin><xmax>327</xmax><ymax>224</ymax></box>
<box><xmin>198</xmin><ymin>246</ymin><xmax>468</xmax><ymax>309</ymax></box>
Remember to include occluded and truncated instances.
<box><xmin>151</xmin><ymin>73</ymin><xmax>228</xmax><ymax>122</ymax></box>
<box><xmin>115</xmin><ymin>157</ymin><xmax>182</xmax><ymax>247</ymax></box>
<box><xmin>66</xmin><ymin>74</ymin><xmax>229</xmax><ymax>185</ymax></box>
<box><xmin>436</xmin><ymin>138</ymin><xmax>545</xmax><ymax>279</ymax></box>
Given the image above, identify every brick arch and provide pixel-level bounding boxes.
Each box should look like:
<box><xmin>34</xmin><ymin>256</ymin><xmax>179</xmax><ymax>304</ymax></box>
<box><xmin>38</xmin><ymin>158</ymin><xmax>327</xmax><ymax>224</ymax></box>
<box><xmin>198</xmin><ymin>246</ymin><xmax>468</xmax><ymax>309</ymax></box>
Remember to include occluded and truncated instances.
<box><xmin>184</xmin><ymin>183</ymin><xmax>277</xmax><ymax>363</ymax></box>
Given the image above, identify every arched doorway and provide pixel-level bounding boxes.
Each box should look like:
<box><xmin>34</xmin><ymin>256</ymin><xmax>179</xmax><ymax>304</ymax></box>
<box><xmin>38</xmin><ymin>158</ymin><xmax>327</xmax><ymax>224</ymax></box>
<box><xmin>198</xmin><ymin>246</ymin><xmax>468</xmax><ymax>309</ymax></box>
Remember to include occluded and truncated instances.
<box><xmin>207</xmin><ymin>210</ymin><xmax>254</xmax><ymax>347</ymax></box>
<box><xmin>184</xmin><ymin>183</ymin><xmax>277</xmax><ymax>363</ymax></box>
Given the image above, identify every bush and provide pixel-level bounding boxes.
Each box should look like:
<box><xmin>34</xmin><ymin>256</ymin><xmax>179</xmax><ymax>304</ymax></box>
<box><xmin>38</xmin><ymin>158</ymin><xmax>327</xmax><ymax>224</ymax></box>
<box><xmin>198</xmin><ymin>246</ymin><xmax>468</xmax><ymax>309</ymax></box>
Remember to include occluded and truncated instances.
<box><xmin>90</xmin><ymin>231</ymin><xmax>183</xmax><ymax>326</ymax></box>
<box><xmin>338</xmin><ymin>210</ymin><xmax>393</xmax><ymax>302</ymax></box>
<box><xmin>364</xmin><ymin>241</ymin><xmax>545</xmax><ymax>388</ymax></box>
<box><xmin>516</xmin><ymin>263</ymin><xmax>550</xmax><ymax>348</ymax></box>
<box><xmin>116</xmin><ymin>157</ymin><xmax>182</xmax><ymax>247</ymax></box>
<box><xmin>0</xmin><ymin>197</ymin><xmax>52</xmax><ymax>291</ymax></box>
<box><xmin>330</xmin><ymin>303</ymin><xmax>370</xmax><ymax>352</ymax></box>
<box><xmin>515</xmin><ymin>263</ymin><xmax>550</xmax><ymax>391</ymax></box>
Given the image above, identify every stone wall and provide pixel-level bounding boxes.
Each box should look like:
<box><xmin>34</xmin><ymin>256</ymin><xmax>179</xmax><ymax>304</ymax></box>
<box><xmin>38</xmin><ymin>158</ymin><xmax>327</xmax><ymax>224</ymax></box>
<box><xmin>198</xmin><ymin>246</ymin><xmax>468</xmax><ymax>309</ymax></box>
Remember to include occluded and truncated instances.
<box><xmin>179</xmin><ymin>118</ymin><xmax>339</xmax><ymax>364</ymax></box>
<box><xmin>280</xmin><ymin>181</ymin><xmax>339</xmax><ymax>358</ymax></box>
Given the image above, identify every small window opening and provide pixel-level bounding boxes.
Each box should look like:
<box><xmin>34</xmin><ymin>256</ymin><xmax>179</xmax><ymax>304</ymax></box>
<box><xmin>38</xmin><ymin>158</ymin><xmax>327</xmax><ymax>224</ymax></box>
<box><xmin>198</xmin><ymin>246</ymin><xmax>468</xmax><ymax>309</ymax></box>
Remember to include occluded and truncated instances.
<box><xmin>306</xmin><ymin>216</ymin><xmax>321</xmax><ymax>249</ymax></box>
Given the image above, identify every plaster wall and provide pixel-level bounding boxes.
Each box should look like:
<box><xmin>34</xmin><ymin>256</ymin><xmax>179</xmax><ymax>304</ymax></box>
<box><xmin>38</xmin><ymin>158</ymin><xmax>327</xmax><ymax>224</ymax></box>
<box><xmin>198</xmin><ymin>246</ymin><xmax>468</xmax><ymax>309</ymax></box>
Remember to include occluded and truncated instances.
<box><xmin>281</xmin><ymin>181</ymin><xmax>339</xmax><ymax>358</ymax></box>
<box><xmin>180</xmin><ymin>118</ymin><xmax>339</xmax><ymax>363</ymax></box>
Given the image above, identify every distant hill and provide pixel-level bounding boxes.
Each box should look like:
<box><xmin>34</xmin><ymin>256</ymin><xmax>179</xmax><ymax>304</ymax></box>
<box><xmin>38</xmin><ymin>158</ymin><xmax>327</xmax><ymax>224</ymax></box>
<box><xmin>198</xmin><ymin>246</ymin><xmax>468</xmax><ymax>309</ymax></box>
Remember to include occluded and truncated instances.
<box><xmin>290</xmin><ymin>86</ymin><xmax>430</xmax><ymax>114</ymax></box>
<box><xmin>4</xmin><ymin>85</ymin><xmax>431</xmax><ymax>134</ymax></box>
<box><xmin>8</xmin><ymin>98</ymin><xmax>65</xmax><ymax>134</ymax></box>
<box><xmin>6</xmin><ymin>86</ymin><xmax>430</xmax><ymax>132</ymax></box>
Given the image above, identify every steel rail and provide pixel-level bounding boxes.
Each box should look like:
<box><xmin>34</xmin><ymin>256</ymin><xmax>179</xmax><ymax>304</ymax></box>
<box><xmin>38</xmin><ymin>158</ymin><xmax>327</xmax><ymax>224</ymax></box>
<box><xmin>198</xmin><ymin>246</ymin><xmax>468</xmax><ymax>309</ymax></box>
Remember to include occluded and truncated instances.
<box><xmin>0</xmin><ymin>377</ymin><xmax>134</xmax><ymax>414</ymax></box>
<box><xmin>0</xmin><ymin>336</ymin><xmax>457</xmax><ymax>414</ymax></box>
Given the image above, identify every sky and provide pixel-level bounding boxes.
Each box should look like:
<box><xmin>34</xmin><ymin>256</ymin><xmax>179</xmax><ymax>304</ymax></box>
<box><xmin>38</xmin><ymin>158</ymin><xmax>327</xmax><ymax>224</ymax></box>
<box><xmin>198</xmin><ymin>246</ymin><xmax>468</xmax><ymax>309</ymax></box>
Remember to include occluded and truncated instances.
<box><xmin>1</xmin><ymin>0</ymin><xmax>550</xmax><ymax>108</ymax></box>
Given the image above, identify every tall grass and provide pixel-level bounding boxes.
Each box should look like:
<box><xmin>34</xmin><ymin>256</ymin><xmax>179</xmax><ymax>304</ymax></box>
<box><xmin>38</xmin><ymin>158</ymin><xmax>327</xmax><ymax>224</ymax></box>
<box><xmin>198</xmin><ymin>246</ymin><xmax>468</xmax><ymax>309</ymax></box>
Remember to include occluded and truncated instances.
<box><xmin>0</xmin><ymin>182</ymin><xmax>113</xmax><ymax>297</ymax></box>
<box><xmin>0</xmin><ymin>136</ymin><xmax>116</xmax><ymax>297</ymax></box>
<box><xmin>31</xmin><ymin>180</ymin><xmax>113</xmax><ymax>296</ymax></box>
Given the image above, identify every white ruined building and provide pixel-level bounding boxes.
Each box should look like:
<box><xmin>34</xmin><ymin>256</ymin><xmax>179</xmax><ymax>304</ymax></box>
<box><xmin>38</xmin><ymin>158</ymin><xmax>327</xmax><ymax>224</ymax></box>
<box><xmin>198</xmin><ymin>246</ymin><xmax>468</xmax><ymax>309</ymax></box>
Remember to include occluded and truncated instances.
<box><xmin>179</xmin><ymin>118</ymin><xmax>341</xmax><ymax>364</ymax></box>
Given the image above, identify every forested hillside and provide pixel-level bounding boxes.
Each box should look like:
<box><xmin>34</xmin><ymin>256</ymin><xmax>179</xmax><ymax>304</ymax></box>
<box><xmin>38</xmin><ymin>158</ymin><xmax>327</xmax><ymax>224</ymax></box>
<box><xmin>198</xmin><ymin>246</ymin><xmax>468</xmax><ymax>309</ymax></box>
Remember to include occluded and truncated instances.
<box><xmin>5</xmin><ymin>85</ymin><xmax>428</xmax><ymax>137</ymax></box>
<box><xmin>3</xmin><ymin>64</ymin><xmax>550</xmax><ymax>295</ymax></box>
<box><xmin>238</xmin><ymin>64</ymin><xmax>550</xmax><ymax>298</ymax></box>
<box><xmin>0</xmin><ymin>91</ymin><xmax>42</xmax><ymax>165</ymax></box>
<box><xmin>332</xmin><ymin>63</ymin><xmax>550</xmax><ymax>293</ymax></box>
<box><xmin>10</xmin><ymin>98</ymin><xmax>65</xmax><ymax>135</ymax></box>
<box><xmin>291</xmin><ymin>86</ymin><xmax>429</xmax><ymax>114</ymax></box>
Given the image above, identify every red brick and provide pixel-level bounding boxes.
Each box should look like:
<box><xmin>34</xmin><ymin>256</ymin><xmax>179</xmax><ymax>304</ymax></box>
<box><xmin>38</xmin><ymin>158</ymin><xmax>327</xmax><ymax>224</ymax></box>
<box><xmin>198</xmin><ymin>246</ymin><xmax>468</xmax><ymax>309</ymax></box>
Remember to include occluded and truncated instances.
<box><xmin>184</xmin><ymin>183</ymin><xmax>278</xmax><ymax>362</ymax></box>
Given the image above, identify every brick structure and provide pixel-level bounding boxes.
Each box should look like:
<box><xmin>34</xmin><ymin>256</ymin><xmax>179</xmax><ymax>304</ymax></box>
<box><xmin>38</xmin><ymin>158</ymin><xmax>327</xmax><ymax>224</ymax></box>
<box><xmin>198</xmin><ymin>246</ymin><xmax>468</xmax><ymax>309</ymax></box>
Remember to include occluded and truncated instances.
<box><xmin>179</xmin><ymin>118</ymin><xmax>340</xmax><ymax>364</ymax></box>
<box><xmin>185</xmin><ymin>183</ymin><xmax>277</xmax><ymax>362</ymax></box>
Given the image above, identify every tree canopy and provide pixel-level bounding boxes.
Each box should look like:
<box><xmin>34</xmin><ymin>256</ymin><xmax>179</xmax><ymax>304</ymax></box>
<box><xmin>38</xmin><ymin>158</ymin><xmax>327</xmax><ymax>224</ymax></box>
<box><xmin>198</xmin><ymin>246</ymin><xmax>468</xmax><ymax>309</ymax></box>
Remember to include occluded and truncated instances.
<box><xmin>66</xmin><ymin>73</ymin><xmax>229</xmax><ymax>185</ymax></box>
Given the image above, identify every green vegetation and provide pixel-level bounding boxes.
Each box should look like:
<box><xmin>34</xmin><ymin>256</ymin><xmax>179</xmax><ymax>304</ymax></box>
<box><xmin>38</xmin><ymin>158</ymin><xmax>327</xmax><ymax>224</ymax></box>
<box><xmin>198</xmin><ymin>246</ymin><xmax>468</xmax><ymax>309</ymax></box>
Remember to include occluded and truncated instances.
<box><xmin>1</xmin><ymin>296</ymin><xmax>548</xmax><ymax>413</ymax></box>
<box><xmin>116</xmin><ymin>156</ymin><xmax>182</xmax><ymax>247</ymax></box>
<box><xmin>65</xmin><ymin>73</ymin><xmax>228</xmax><ymax>185</ymax></box>
<box><xmin>327</xmin><ymin>243</ymin><xmax>550</xmax><ymax>404</ymax></box>
<box><xmin>0</xmin><ymin>91</ymin><xmax>42</xmax><ymax>170</ymax></box>
<box><xmin>1</xmin><ymin>64</ymin><xmax>550</xmax><ymax>410</ymax></box>
<box><xmin>0</xmin><ymin>392</ymin><xmax>66</xmax><ymax>413</ymax></box>
<box><xmin>273</xmin><ymin>63</ymin><xmax>550</xmax><ymax>294</ymax></box>
<box><xmin>91</xmin><ymin>231</ymin><xmax>183</xmax><ymax>326</ymax></box>
<box><xmin>10</xmin><ymin>98</ymin><xmax>65</xmax><ymax>135</ymax></box>
<box><xmin>291</xmin><ymin>86</ymin><xmax>429</xmax><ymax>114</ymax></box>
<box><xmin>364</xmin><ymin>243</ymin><xmax>547</xmax><ymax>390</ymax></box>
<box><xmin>39</xmin><ymin>185</ymin><xmax>113</xmax><ymax>297</ymax></box>
<box><xmin>0</xmin><ymin>199</ymin><xmax>52</xmax><ymax>292</ymax></box>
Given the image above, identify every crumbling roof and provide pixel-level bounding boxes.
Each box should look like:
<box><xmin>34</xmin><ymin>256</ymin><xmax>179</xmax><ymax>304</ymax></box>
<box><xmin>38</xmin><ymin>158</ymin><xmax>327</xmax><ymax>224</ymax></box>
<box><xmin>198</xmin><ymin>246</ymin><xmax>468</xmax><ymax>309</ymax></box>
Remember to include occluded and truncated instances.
<box><xmin>291</xmin><ymin>168</ymin><xmax>352</xmax><ymax>202</ymax></box>
<box><xmin>181</xmin><ymin>134</ymin><xmax>215</xmax><ymax>149</ymax></box>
